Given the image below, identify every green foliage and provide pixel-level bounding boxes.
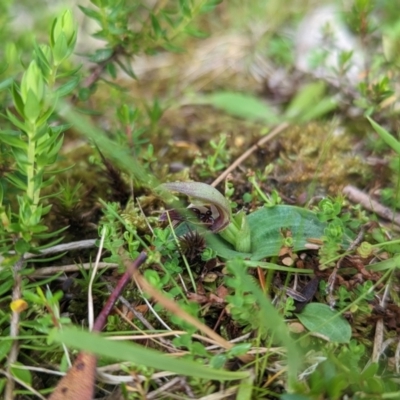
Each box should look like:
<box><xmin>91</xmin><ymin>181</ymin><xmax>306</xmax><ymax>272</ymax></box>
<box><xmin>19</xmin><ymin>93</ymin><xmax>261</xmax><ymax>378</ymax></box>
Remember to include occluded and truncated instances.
<box><xmin>78</xmin><ymin>0</ymin><xmax>221</xmax><ymax>77</ymax></box>
<box><xmin>0</xmin><ymin>10</ymin><xmax>78</xmax><ymax>255</ymax></box>
<box><xmin>205</xmin><ymin>205</ymin><xmax>328</xmax><ymax>260</ymax></box>
<box><xmin>248</xmin><ymin>173</ymin><xmax>282</xmax><ymax>206</ymax></box>
<box><xmin>291</xmin><ymin>343</ymin><xmax>400</xmax><ymax>400</ymax></box>
<box><xmin>51</xmin><ymin>325</ymin><xmax>249</xmax><ymax>381</ymax></box>
<box><xmin>200</xmin><ymin>91</ymin><xmax>280</xmax><ymax>124</ymax></box>
<box><xmin>0</xmin><ymin>1</ymin><xmax>226</xmax><ymax>397</ymax></box>
<box><xmin>315</xmin><ymin>197</ymin><xmax>356</xmax><ymax>268</ymax></box>
<box><xmin>194</xmin><ymin>133</ymin><xmax>231</xmax><ymax>177</ymax></box>
<box><xmin>333</xmin><ymin>280</ymin><xmax>375</xmax><ymax>316</ymax></box>
<box><xmin>100</xmin><ymin>201</ymin><xmax>141</xmax><ymax>263</ymax></box>
<box><xmin>225</xmin><ymin>259</ymin><xmax>301</xmax><ymax>387</ymax></box>
<box><xmin>295</xmin><ymin>303</ymin><xmax>352</xmax><ymax>343</ymax></box>
<box><xmin>357</xmin><ymin>77</ymin><xmax>394</xmax><ymax>115</ymax></box>
<box><xmin>1</xmin><ymin>0</ymin><xmax>400</xmax><ymax>398</ymax></box>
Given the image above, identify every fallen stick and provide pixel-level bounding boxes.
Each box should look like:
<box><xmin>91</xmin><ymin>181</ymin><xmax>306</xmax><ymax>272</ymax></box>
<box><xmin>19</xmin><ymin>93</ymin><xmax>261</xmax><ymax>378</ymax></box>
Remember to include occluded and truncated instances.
<box><xmin>343</xmin><ymin>185</ymin><xmax>400</xmax><ymax>226</ymax></box>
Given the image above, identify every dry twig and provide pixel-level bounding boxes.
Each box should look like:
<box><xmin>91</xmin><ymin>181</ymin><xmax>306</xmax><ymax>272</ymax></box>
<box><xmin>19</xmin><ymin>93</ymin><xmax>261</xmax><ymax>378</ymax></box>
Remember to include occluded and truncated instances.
<box><xmin>326</xmin><ymin>223</ymin><xmax>368</xmax><ymax>307</ymax></box>
<box><xmin>211</xmin><ymin>122</ymin><xmax>289</xmax><ymax>187</ymax></box>
<box><xmin>343</xmin><ymin>185</ymin><xmax>400</xmax><ymax>226</ymax></box>
<box><xmin>30</xmin><ymin>262</ymin><xmax>118</xmax><ymax>277</ymax></box>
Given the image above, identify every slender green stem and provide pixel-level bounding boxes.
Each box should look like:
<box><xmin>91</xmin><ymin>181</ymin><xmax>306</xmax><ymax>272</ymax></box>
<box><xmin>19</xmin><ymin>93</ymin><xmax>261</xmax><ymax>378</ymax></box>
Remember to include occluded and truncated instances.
<box><xmin>249</xmin><ymin>176</ymin><xmax>270</xmax><ymax>204</ymax></box>
<box><xmin>26</xmin><ymin>123</ymin><xmax>38</xmax><ymax>211</ymax></box>
<box><xmin>219</xmin><ymin>223</ymin><xmax>239</xmax><ymax>246</ymax></box>
<box><xmin>167</xmin><ymin>214</ymin><xmax>197</xmax><ymax>293</ymax></box>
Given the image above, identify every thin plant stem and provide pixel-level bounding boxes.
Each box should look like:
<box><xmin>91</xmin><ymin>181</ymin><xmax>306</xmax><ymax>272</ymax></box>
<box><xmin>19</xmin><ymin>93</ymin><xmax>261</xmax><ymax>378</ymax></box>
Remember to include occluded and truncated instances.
<box><xmin>88</xmin><ymin>226</ymin><xmax>107</xmax><ymax>331</ymax></box>
<box><xmin>26</xmin><ymin>123</ymin><xmax>38</xmax><ymax>208</ymax></box>
<box><xmin>167</xmin><ymin>214</ymin><xmax>197</xmax><ymax>293</ymax></box>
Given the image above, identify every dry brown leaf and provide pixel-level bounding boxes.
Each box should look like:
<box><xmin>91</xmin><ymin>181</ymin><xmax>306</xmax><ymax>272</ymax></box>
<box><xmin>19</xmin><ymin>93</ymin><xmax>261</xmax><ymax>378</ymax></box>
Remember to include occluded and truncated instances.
<box><xmin>216</xmin><ymin>285</ymin><xmax>229</xmax><ymax>300</ymax></box>
<box><xmin>48</xmin><ymin>352</ymin><xmax>96</xmax><ymax>400</ymax></box>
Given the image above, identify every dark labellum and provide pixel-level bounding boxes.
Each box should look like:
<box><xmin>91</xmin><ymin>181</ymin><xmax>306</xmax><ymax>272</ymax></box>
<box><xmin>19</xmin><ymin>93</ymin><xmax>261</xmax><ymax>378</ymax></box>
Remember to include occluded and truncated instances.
<box><xmin>188</xmin><ymin>205</ymin><xmax>218</xmax><ymax>226</ymax></box>
<box><xmin>160</xmin><ymin>205</ymin><xmax>220</xmax><ymax>230</ymax></box>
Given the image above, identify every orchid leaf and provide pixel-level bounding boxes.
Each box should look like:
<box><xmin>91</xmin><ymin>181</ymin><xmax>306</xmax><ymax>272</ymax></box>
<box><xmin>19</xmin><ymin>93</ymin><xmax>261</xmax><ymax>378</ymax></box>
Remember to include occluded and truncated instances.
<box><xmin>176</xmin><ymin>205</ymin><xmax>331</xmax><ymax>260</ymax></box>
<box><xmin>215</xmin><ymin>205</ymin><xmax>328</xmax><ymax>260</ymax></box>
<box><xmin>163</xmin><ymin>182</ymin><xmax>353</xmax><ymax>260</ymax></box>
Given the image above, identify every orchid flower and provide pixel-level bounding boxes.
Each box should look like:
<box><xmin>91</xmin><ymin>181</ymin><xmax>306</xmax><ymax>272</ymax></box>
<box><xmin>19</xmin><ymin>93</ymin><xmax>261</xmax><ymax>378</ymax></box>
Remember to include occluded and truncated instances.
<box><xmin>158</xmin><ymin>181</ymin><xmax>251</xmax><ymax>253</ymax></box>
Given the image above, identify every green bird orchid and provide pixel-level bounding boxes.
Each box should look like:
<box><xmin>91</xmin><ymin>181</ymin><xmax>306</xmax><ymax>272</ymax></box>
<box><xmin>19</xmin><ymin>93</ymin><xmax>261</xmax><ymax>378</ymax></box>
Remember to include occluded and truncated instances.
<box><xmin>158</xmin><ymin>181</ymin><xmax>252</xmax><ymax>253</ymax></box>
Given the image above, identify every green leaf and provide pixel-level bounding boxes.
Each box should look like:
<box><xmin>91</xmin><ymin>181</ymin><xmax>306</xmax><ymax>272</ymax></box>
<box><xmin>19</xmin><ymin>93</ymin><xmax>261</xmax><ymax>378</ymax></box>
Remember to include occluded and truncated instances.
<box><xmin>179</xmin><ymin>0</ymin><xmax>192</xmax><ymax>17</ymax></box>
<box><xmin>176</xmin><ymin>205</ymin><xmax>332</xmax><ymax>260</ymax></box>
<box><xmin>106</xmin><ymin>62</ymin><xmax>117</xmax><ymax>79</ymax></box>
<box><xmin>184</xmin><ymin>26</ymin><xmax>209</xmax><ymax>38</ymax></box>
<box><xmin>227</xmin><ymin>343</ymin><xmax>252</xmax><ymax>357</ymax></box>
<box><xmin>161</xmin><ymin>42</ymin><xmax>185</xmax><ymax>53</ymax></box>
<box><xmin>202</xmin><ymin>0</ymin><xmax>223</xmax><ymax>12</ymax></box>
<box><xmin>0</xmin><ymin>340</ymin><xmax>12</xmax><ymax>363</ymax></box>
<box><xmin>367</xmin><ymin>116</ymin><xmax>400</xmax><ymax>155</ymax></box>
<box><xmin>227</xmin><ymin>260</ymin><xmax>300</xmax><ymax>386</ymax></box>
<box><xmin>36</xmin><ymin>106</ymin><xmax>56</xmax><ymax>128</ymax></box>
<box><xmin>0</xmin><ymin>379</ymin><xmax>6</xmax><ymax>395</ymax></box>
<box><xmin>78</xmin><ymin>5</ymin><xmax>103</xmax><ymax>22</ymax></box>
<box><xmin>10</xmin><ymin>362</ymin><xmax>32</xmax><ymax>386</ymax></box>
<box><xmin>52</xmin><ymin>33</ymin><xmax>69</xmax><ymax>65</ymax></box>
<box><xmin>89</xmin><ymin>48</ymin><xmax>113</xmax><ymax>63</ymax></box>
<box><xmin>32</xmin><ymin>125</ymin><xmax>51</xmax><ymax>142</ymax></box>
<box><xmin>46</xmin><ymin>135</ymin><xmax>64</xmax><ymax>160</ymax></box>
<box><xmin>55</xmin><ymin>76</ymin><xmax>80</xmax><ymax>97</ymax></box>
<box><xmin>366</xmin><ymin>254</ymin><xmax>400</xmax><ymax>271</ymax></box>
<box><xmin>58</xmin><ymin>102</ymin><xmax>158</xmax><ymax>187</ymax></box>
<box><xmin>34</xmin><ymin>43</ymin><xmax>52</xmax><ymax>79</ymax></box>
<box><xmin>0</xmin><ymin>278</ymin><xmax>13</xmax><ymax>298</ymax></box>
<box><xmin>6</xmin><ymin>109</ymin><xmax>28</xmax><ymax>132</ymax></box>
<box><xmin>361</xmin><ymin>362</ymin><xmax>379</xmax><ymax>380</ymax></box>
<box><xmin>11</xmin><ymin>83</ymin><xmax>25</xmax><ymax>118</ymax></box>
<box><xmin>285</xmin><ymin>82</ymin><xmax>324</xmax><ymax>118</ymax></box>
<box><xmin>15</xmin><ymin>238</ymin><xmax>31</xmax><ymax>254</ymax></box>
<box><xmin>0</xmin><ymin>77</ymin><xmax>14</xmax><ymax>92</ymax></box>
<box><xmin>151</xmin><ymin>13</ymin><xmax>163</xmax><ymax>39</ymax></box>
<box><xmin>200</xmin><ymin>91</ymin><xmax>280</xmax><ymax>124</ymax></box>
<box><xmin>0</xmin><ymin>131</ymin><xmax>27</xmax><ymax>150</ymax></box>
<box><xmin>281</xmin><ymin>395</ymin><xmax>313</xmax><ymax>400</ymax></box>
<box><xmin>236</xmin><ymin>371</ymin><xmax>254</xmax><ymax>400</ymax></box>
<box><xmin>36</xmin><ymin>133</ymin><xmax>64</xmax><ymax>157</ymax></box>
<box><xmin>23</xmin><ymin>89</ymin><xmax>41</xmax><ymax>123</ymax></box>
<box><xmin>299</xmin><ymin>97</ymin><xmax>338</xmax><ymax>122</ymax></box>
<box><xmin>115</xmin><ymin>58</ymin><xmax>137</xmax><ymax>79</ymax></box>
<box><xmin>295</xmin><ymin>303</ymin><xmax>352</xmax><ymax>343</ymax></box>
<box><xmin>51</xmin><ymin>326</ymin><xmax>250</xmax><ymax>381</ymax></box>
<box><xmin>162</xmin><ymin>12</ymin><xmax>177</xmax><ymax>28</ymax></box>
<box><xmin>6</xmin><ymin>173</ymin><xmax>27</xmax><ymax>191</ymax></box>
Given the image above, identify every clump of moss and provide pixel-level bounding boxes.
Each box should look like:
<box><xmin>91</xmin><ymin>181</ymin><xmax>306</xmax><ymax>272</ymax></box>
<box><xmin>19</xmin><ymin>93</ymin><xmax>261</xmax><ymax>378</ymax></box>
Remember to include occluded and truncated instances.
<box><xmin>276</xmin><ymin>122</ymin><xmax>372</xmax><ymax>197</ymax></box>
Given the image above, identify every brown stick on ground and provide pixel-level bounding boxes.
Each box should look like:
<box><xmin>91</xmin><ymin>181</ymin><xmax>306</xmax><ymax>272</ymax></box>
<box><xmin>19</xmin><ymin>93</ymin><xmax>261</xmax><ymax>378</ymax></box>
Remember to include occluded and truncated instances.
<box><xmin>211</xmin><ymin>122</ymin><xmax>289</xmax><ymax>187</ymax></box>
<box><xmin>49</xmin><ymin>252</ymin><xmax>147</xmax><ymax>400</ymax></box>
<box><xmin>93</xmin><ymin>252</ymin><xmax>148</xmax><ymax>332</ymax></box>
<box><xmin>343</xmin><ymin>185</ymin><xmax>400</xmax><ymax>226</ymax></box>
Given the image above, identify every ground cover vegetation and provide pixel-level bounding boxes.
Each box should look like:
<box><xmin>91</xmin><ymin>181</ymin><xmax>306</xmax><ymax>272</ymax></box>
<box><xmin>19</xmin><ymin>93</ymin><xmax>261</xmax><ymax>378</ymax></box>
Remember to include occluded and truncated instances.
<box><xmin>1</xmin><ymin>0</ymin><xmax>400</xmax><ymax>399</ymax></box>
